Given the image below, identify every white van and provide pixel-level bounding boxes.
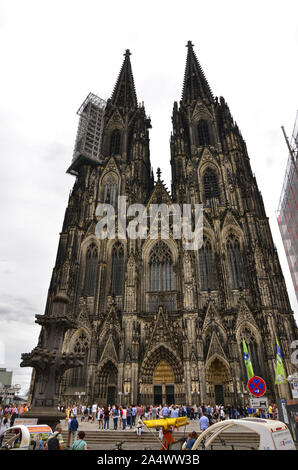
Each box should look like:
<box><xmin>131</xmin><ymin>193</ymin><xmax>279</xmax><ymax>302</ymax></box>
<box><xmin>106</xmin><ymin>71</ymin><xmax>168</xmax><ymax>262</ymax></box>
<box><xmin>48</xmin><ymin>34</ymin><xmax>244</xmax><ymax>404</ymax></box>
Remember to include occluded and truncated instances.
<box><xmin>189</xmin><ymin>418</ymin><xmax>296</xmax><ymax>451</ymax></box>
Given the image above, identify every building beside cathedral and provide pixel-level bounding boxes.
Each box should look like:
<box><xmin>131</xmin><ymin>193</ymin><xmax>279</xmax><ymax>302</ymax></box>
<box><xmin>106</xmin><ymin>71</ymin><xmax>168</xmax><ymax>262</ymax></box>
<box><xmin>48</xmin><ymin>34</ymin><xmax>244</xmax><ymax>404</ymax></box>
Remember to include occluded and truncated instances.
<box><xmin>24</xmin><ymin>43</ymin><xmax>297</xmax><ymax>407</ymax></box>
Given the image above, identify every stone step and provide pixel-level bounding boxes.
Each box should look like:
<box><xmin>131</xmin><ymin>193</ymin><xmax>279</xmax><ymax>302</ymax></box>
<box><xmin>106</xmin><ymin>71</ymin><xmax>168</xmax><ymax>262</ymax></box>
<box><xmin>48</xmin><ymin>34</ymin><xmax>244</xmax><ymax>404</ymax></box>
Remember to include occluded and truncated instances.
<box><xmin>61</xmin><ymin>430</ymin><xmax>259</xmax><ymax>445</ymax></box>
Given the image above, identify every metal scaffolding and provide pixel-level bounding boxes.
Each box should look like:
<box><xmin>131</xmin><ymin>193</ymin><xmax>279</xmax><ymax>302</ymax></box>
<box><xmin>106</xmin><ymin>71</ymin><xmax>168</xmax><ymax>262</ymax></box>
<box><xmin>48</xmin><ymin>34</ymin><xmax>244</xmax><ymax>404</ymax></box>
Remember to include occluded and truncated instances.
<box><xmin>277</xmin><ymin>111</ymin><xmax>298</xmax><ymax>302</ymax></box>
<box><xmin>67</xmin><ymin>92</ymin><xmax>106</xmax><ymax>175</ymax></box>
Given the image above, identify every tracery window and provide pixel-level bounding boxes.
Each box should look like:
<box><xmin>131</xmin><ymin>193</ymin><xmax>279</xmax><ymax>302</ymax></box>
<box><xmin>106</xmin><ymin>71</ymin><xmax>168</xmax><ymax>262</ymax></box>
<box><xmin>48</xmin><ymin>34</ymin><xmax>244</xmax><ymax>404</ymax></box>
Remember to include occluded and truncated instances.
<box><xmin>197</xmin><ymin>120</ymin><xmax>210</xmax><ymax>146</ymax></box>
<box><xmin>103</xmin><ymin>176</ymin><xmax>117</xmax><ymax>206</ymax></box>
<box><xmin>84</xmin><ymin>243</ymin><xmax>98</xmax><ymax>296</ymax></box>
<box><xmin>110</xmin><ymin>129</ymin><xmax>121</xmax><ymax>155</ymax></box>
<box><xmin>199</xmin><ymin>237</ymin><xmax>216</xmax><ymax>290</ymax></box>
<box><xmin>203</xmin><ymin>168</ymin><xmax>220</xmax><ymax>203</ymax></box>
<box><xmin>111</xmin><ymin>242</ymin><xmax>124</xmax><ymax>295</ymax></box>
<box><xmin>226</xmin><ymin>234</ymin><xmax>245</xmax><ymax>289</ymax></box>
<box><xmin>149</xmin><ymin>241</ymin><xmax>175</xmax><ymax>292</ymax></box>
<box><xmin>68</xmin><ymin>332</ymin><xmax>89</xmax><ymax>387</ymax></box>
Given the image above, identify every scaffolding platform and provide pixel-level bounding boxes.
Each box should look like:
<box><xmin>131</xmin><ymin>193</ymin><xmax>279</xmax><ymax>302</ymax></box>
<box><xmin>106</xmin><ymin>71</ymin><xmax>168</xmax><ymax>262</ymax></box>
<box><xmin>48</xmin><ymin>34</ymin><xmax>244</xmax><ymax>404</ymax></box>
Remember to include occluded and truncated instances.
<box><xmin>67</xmin><ymin>93</ymin><xmax>106</xmax><ymax>175</ymax></box>
<box><xmin>277</xmin><ymin>111</ymin><xmax>298</xmax><ymax>302</ymax></box>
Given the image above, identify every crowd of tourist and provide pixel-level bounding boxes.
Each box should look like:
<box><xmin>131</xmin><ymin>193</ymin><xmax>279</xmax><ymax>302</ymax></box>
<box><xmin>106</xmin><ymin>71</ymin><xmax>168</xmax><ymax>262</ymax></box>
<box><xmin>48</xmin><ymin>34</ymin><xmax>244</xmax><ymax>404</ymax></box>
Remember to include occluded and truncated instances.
<box><xmin>60</xmin><ymin>402</ymin><xmax>279</xmax><ymax>450</ymax></box>
<box><xmin>0</xmin><ymin>403</ymin><xmax>30</xmax><ymax>447</ymax></box>
<box><xmin>59</xmin><ymin>402</ymin><xmax>279</xmax><ymax>432</ymax></box>
<box><xmin>0</xmin><ymin>401</ymin><xmax>279</xmax><ymax>450</ymax></box>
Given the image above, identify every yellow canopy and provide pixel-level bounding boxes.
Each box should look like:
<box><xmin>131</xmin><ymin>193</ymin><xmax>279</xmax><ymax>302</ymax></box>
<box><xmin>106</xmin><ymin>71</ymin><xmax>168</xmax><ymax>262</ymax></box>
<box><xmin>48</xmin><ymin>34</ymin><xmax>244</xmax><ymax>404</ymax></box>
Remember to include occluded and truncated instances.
<box><xmin>143</xmin><ymin>417</ymin><xmax>189</xmax><ymax>431</ymax></box>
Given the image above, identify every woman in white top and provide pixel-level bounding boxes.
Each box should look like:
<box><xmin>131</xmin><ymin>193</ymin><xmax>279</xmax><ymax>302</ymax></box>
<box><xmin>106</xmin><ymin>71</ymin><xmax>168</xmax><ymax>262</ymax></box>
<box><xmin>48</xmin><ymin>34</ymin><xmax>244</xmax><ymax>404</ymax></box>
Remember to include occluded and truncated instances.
<box><xmin>122</xmin><ymin>407</ymin><xmax>127</xmax><ymax>430</ymax></box>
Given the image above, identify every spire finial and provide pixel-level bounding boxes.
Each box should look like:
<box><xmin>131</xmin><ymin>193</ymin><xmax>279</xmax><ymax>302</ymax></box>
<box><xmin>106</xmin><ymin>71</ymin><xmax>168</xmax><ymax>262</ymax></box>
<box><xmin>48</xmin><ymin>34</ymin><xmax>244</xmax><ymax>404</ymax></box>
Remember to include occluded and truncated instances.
<box><xmin>182</xmin><ymin>41</ymin><xmax>213</xmax><ymax>104</ymax></box>
<box><xmin>111</xmin><ymin>49</ymin><xmax>137</xmax><ymax>109</ymax></box>
<box><xmin>156</xmin><ymin>167</ymin><xmax>161</xmax><ymax>180</ymax></box>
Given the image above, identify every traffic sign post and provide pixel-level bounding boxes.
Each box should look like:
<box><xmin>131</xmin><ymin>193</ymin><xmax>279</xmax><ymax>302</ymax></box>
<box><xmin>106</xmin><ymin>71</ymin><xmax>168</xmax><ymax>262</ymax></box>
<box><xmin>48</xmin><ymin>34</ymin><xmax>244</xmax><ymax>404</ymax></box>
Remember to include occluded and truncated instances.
<box><xmin>249</xmin><ymin>397</ymin><xmax>268</xmax><ymax>409</ymax></box>
<box><xmin>247</xmin><ymin>376</ymin><xmax>266</xmax><ymax>397</ymax></box>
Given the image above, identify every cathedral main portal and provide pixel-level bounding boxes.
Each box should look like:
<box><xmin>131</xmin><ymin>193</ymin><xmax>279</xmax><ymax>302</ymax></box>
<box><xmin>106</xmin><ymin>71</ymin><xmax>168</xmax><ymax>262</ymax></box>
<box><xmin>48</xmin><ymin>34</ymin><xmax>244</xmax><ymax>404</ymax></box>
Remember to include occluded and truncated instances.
<box><xmin>153</xmin><ymin>360</ymin><xmax>175</xmax><ymax>405</ymax></box>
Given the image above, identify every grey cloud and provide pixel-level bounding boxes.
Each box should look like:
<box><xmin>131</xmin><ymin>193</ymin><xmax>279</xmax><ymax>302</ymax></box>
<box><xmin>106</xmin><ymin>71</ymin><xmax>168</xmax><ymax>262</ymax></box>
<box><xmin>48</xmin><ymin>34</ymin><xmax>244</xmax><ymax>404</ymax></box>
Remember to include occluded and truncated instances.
<box><xmin>0</xmin><ymin>294</ymin><xmax>37</xmax><ymax>323</ymax></box>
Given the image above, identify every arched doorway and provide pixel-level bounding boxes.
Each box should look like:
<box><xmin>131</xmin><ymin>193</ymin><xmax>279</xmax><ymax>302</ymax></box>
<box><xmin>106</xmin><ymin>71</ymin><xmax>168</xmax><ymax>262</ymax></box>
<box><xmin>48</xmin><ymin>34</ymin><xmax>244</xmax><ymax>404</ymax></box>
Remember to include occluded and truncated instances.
<box><xmin>140</xmin><ymin>346</ymin><xmax>184</xmax><ymax>405</ymax></box>
<box><xmin>96</xmin><ymin>361</ymin><xmax>118</xmax><ymax>405</ymax></box>
<box><xmin>206</xmin><ymin>356</ymin><xmax>233</xmax><ymax>405</ymax></box>
<box><xmin>153</xmin><ymin>360</ymin><xmax>175</xmax><ymax>405</ymax></box>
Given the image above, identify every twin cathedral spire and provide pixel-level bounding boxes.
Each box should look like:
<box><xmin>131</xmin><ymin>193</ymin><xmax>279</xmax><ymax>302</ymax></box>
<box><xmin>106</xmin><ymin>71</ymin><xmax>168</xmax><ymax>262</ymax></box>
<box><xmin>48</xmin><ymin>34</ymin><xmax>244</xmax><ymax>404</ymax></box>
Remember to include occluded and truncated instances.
<box><xmin>22</xmin><ymin>41</ymin><xmax>296</xmax><ymax>410</ymax></box>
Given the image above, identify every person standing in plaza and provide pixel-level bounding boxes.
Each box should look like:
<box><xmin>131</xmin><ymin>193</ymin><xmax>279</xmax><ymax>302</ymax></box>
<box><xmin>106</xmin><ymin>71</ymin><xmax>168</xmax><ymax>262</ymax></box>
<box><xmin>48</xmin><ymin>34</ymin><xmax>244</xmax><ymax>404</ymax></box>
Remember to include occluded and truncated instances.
<box><xmin>199</xmin><ymin>413</ymin><xmax>209</xmax><ymax>432</ymax></box>
<box><xmin>170</xmin><ymin>406</ymin><xmax>179</xmax><ymax>418</ymax></box>
<box><xmin>65</xmin><ymin>406</ymin><xmax>71</xmax><ymax>426</ymax></box>
<box><xmin>220</xmin><ymin>406</ymin><xmax>226</xmax><ymax>421</ymax></box>
<box><xmin>72</xmin><ymin>405</ymin><xmax>78</xmax><ymax>419</ymax></box>
<box><xmin>69</xmin><ymin>415</ymin><xmax>79</xmax><ymax>448</ymax></box>
<box><xmin>66</xmin><ymin>414</ymin><xmax>72</xmax><ymax>448</ymax></box>
<box><xmin>97</xmin><ymin>407</ymin><xmax>104</xmax><ymax>429</ymax></box>
<box><xmin>122</xmin><ymin>406</ymin><xmax>127</xmax><ymax>430</ymax></box>
<box><xmin>131</xmin><ymin>405</ymin><xmax>137</xmax><ymax>427</ymax></box>
<box><xmin>112</xmin><ymin>406</ymin><xmax>120</xmax><ymax>430</ymax></box>
<box><xmin>103</xmin><ymin>407</ymin><xmax>110</xmax><ymax>430</ymax></box>
<box><xmin>81</xmin><ymin>405</ymin><xmax>86</xmax><ymax>422</ymax></box>
<box><xmin>92</xmin><ymin>403</ymin><xmax>97</xmax><ymax>422</ymax></box>
<box><xmin>161</xmin><ymin>404</ymin><xmax>170</xmax><ymax>419</ymax></box>
<box><xmin>127</xmin><ymin>406</ymin><xmax>132</xmax><ymax>429</ymax></box>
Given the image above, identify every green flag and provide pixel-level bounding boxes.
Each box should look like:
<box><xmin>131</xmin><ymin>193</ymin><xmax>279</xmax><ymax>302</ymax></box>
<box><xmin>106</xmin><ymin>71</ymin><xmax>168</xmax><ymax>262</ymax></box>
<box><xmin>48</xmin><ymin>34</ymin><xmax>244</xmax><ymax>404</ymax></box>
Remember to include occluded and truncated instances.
<box><xmin>275</xmin><ymin>338</ymin><xmax>287</xmax><ymax>384</ymax></box>
<box><xmin>242</xmin><ymin>339</ymin><xmax>254</xmax><ymax>380</ymax></box>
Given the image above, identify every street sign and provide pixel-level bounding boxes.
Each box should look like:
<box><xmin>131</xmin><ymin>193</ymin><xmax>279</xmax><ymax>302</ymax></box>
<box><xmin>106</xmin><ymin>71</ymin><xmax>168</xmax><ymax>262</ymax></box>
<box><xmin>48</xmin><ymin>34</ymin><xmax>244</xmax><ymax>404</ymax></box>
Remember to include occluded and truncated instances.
<box><xmin>249</xmin><ymin>397</ymin><xmax>268</xmax><ymax>409</ymax></box>
<box><xmin>248</xmin><ymin>376</ymin><xmax>266</xmax><ymax>397</ymax></box>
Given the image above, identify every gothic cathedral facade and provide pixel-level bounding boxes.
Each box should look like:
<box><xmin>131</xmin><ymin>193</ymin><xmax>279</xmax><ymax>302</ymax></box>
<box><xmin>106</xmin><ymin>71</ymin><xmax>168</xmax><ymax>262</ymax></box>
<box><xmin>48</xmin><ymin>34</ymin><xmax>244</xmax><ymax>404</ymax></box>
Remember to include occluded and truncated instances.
<box><xmin>29</xmin><ymin>43</ymin><xmax>297</xmax><ymax>407</ymax></box>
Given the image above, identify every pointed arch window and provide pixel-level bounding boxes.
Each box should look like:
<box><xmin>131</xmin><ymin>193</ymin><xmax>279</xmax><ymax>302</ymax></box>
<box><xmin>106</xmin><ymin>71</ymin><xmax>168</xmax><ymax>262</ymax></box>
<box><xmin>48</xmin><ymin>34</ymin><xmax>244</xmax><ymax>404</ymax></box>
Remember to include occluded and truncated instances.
<box><xmin>149</xmin><ymin>241</ymin><xmax>175</xmax><ymax>292</ymax></box>
<box><xmin>103</xmin><ymin>176</ymin><xmax>117</xmax><ymax>206</ymax></box>
<box><xmin>68</xmin><ymin>332</ymin><xmax>89</xmax><ymax>387</ymax></box>
<box><xmin>203</xmin><ymin>168</ymin><xmax>220</xmax><ymax>203</ymax></box>
<box><xmin>84</xmin><ymin>243</ymin><xmax>98</xmax><ymax>296</ymax></box>
<box><xmin>197</xmin><ymin>120</ymin><xmax>210</xmax><ymax>146</ymax></box>
<box><xmin>199</xmin><ymin>237</ymin><xmax>216</xmax><ymax>290</ymax></box>
<box><xmin>110</xmin><ymin>129</ymin><xmax>121</xmax><ymax>155</ymax></box>
<box><xmin>227</xmin><ymin>234</ymin><xmax>245</xmax><ymax>289</ymax></box>
<box><xmin>111</xmin><ymin>242</ymin><xmax>124</xmax><ymax>295</ymax></box>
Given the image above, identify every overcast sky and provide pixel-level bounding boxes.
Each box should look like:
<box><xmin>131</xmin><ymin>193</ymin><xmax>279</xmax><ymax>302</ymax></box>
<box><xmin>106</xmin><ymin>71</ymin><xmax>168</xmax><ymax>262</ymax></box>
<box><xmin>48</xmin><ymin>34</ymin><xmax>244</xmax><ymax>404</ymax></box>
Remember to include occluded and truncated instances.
<box><xmin>0</xmin><ymin>0</ymin><xmax>298</xmax><ymax>395</ymax></box>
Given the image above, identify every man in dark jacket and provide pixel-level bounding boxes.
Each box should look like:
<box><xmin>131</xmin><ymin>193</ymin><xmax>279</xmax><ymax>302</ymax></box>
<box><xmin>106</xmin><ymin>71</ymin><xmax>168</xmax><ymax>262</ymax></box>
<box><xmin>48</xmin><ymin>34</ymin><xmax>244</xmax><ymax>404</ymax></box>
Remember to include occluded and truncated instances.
<box><xmin>69</xmin><ymin>416</ymin><xmax>79</xmax><ymax>448</ymax></box>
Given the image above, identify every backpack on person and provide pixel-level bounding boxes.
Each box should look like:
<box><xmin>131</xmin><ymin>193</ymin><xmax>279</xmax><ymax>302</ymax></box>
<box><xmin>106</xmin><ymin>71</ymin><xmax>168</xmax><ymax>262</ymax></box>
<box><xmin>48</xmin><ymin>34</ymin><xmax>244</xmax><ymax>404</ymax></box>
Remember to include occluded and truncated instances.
<box><xmin>47</xmin><ymin>433</ymin><xmax>60</xmax><ymax>450</ymax></box>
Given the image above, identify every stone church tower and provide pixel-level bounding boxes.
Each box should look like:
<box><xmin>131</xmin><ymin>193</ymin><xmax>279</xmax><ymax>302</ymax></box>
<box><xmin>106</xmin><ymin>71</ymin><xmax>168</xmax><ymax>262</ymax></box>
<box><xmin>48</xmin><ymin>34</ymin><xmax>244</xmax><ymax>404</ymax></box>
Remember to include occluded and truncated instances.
<box><xmin>24</xmin><ymin>43</ymin><xmax>297</xmax><ymax>408</ymax></box>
